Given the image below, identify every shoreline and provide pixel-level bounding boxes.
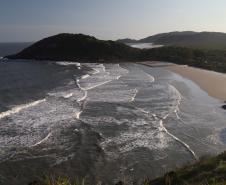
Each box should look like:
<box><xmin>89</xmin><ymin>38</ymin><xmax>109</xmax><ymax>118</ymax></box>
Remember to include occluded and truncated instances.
<box><xmin>167</xmin><ymin>65</ymin><xmax>226</xmax><ymax>102</ymax></box>
<box><xmin>141</xmin><ymin>61</ymin><xmax>226</xmax><ymax>105</ymax></box>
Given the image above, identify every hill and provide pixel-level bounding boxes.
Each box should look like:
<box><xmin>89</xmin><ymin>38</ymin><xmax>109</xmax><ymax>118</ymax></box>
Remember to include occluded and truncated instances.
<box><xmin>6</xmin><ymin>33</ymin><xmax>226</xmax><ymax>73</ymax></box>
<box><xmin>28</xmin><ymin>152</ymin><xmax>226</xmax><ymax>185</ymax></box>
<box><xmin>7</xmin><ymin>33</ymin><xmax>138</xmax><ymax>62</ymax></box>
<box><xmin>139</xmin><ymin>46</ymin><xmax>226</xmax><ymax>72</ymax></box>
<box><xmin>118</xmin><ymin>31</ymin><xmax>226</xmax><ymax>50</ymax></box>
<box><xmin>117</xmin><ymin>38</ymin><xmax>138</xmax><ymax>43</ymax></box>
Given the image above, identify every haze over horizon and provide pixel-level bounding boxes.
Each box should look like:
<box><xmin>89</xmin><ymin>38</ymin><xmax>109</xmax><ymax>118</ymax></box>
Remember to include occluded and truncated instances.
<box><xmin>1</xmin><ymin>0</ymin><xmax>226</xmax><ymax>42</ymax></box>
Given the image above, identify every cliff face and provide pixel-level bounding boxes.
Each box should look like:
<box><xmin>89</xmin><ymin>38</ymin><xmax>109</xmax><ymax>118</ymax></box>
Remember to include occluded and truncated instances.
<box><xmin>7</xmin><ymin>33</ymin><xmax>138</xmax><ymax>62</ymax></box>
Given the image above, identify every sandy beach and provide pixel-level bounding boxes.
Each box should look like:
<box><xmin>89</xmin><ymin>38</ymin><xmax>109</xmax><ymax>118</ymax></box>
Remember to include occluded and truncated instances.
<box><xmin>167</xmin><ymin>65</ymin><xmax>226</xmax><ymax>101</ymax></box>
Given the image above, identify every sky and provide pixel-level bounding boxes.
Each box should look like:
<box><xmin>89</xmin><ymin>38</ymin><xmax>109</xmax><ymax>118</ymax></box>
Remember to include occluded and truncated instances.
<box><xmin>1</xmin><ymin>0</ymin><xmax>226</xmax><ymax>42</ymax></box>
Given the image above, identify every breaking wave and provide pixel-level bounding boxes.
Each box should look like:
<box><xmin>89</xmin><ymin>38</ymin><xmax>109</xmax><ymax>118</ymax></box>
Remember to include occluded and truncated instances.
<box><xmin>0</xmin><ymin>99</ymin><xmax>46</xmax><ymax>120</ymax></box>
<box><xmin>31</xmin><ymin>132</ymin><xmax>52</xmax><ymax>147</ymax></box>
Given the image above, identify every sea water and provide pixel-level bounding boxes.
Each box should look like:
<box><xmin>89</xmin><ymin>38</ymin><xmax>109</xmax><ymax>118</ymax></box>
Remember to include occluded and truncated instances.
<box><xmin>0</xmin><ymin>59</ymin><xmax>225</xmax><ymax>185</ymax></box>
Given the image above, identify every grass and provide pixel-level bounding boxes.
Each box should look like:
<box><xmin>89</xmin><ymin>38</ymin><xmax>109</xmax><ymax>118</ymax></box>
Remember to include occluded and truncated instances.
<box><xmin>28</xmin><ymin>153</ymin><xmax>226</xmax><ymax>185</ymax></box>
<box><xmin>149</xmin><ymin>152</ymin><xmax>226</xmax><ymax>185</ymax></box>
<box><xmin>29</xmin><ymin>176</ymin><xmax>87</xmax><ymax>185</ymax></box>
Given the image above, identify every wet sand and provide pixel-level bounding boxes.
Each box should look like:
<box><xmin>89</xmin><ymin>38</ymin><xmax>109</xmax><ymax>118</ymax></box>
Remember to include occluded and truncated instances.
<box><xmin>167</xmin><ymin>65</ymin><xmax>226</xmax><ymax>101</ymax></box>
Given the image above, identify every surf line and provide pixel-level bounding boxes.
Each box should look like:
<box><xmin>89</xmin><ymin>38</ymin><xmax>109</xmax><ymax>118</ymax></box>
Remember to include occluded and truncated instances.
<box><xmin>169</xmin><ymin>84</ymin><xmax>185</xmax><ymax>121</ymax></box>
<box><xmin>91</xmin><ymin>63</ymin><xmax>105</xmax><ymax>74</ymax></box>
<box><xmin>76</xmin><ymin>75</ymin><xmax>113</xmax><ymax>91</ymax></box>
<box><xmin>159</xmin><ymin>119</ymin><xmax>197</xmax><ymax>160</ymax></box>
<box><xmin>118</xmin><ymin>64</ymin><xmax>129</xmax><ymax>74</ymax></box>
<box><xmin>75</xmin><ymin>63</ymin><xmax>124</xmax><ymax>120</ymax></box>
<box><xmin>138</xmin><ymin>83</ymin><xmax>197</xmax><ymax>160</ymax></box>
<box><xmin>31</xmin><ymin>132</ymin><xmax>52</xmax><ymax>147</ymax></box>
<box><xmin>146</xmin><ymin>73</ymin><xmax>155</xmax><ymax>83</ymax></box>
<box><xmin>0</xmin><ymin>99</ymin><xmax>46</xmax><ymax>120</ymax></box>
<box><xmin>162</xmin><ymin>85</ymin><xmax>197</xmax><ymax>160</ymax></box>
<box><xmin>130</xmin><ymin>88</ymin><xmax>139</xmax><ymax>102</ymax></box>
<box><xmin>75</xmin><ymin>111</ymin><xmax>83</xmax><ymax>119</ymax></box>
<box><xmin>77</xmin><ymin>91</ymin><xmax>88</xmax><ymax>102</ymax></box>
<box><xmin>155</xmin><ymin>84</ymin><xmax>198</xmax><ymax>161</ymax></box>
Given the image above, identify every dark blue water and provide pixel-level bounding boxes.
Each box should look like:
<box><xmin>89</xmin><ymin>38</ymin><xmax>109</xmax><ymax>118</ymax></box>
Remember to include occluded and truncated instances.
<box><xmin>0</xmin><ymin>42</ymin><xmax>32</xmax><ymax>57</ymax></box>
<box><xmin>0</xmin><ymin>59</ymin><xmax>226</xmax><ymax>185</ymax></box>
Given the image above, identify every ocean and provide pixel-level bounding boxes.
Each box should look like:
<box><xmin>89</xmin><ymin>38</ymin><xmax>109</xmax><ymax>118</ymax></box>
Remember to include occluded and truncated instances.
<box><xmin>0</xmin><ymin>42</ymin><xmax>32</xmax><ymax>57</ymax></box>
<box><xmin>0</xmin><ymin>58</ymin><xmax>226</xmax><ymax>185</ymax></box>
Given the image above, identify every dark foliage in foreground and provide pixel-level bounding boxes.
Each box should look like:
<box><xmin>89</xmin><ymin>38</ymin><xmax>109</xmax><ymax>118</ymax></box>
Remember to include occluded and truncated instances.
<box><xmin>149</xmin><ymin>152</ymin><xmax>226</xmax><ymax>185</ymax></box>
<box><xmin>29</xmin><ymin>152</ymin><xmax>226</xmax><ymax>185</ymax></box>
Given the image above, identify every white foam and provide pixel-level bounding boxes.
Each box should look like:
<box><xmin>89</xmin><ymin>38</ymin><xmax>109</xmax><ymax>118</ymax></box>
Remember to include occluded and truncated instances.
<box><xmin>87</xmin><ymin>88</ymin><xmax>139</xmax><ymax>103</ymax></box>
<box><xmin>162</xmin><ymin>84</ymin><xmax>182</xmax><ymax>118</ymax></box>
<box><xmin>169</xmin><ymin>84</ymin><xmax>182</xmax><ymax>103</ymax></box>
<box><xmin>174</xmin><ymin>109</ymin><xmax>181</xmax><ymax>120</ymax></box>
<box><xmin>137</xmin><ymin>108</ymin><xmax>149</xmax><ymax>114</ymax></box>
<box><xmin>116</xmin><ymin>76</ymin><xmax>121</xmax><ymax>80</ymax></box>
<box><xmin>148</xmin><ymin>84</ymin><xmax>197</xmax><ymax>160</ymax></box>
<box><xmin>101</xmin><ymin>120</ymin><xmax>170</xmax><ymax>158</ymax></box>
<box><xmin>81</xmin><ymin>74</ymin><xmax>90</xmax><ymax>79</ymax></box>
<box><xmin>63</xmin><ymin>93</ymin><xmax>74</xmax><ymax>99</ymax></box>
<box><xmin>0</xmin><ymin>99</ymin><xmax>46</xmax><ymax>120</ymax></box>
<box><xmin>56</xmin><ymin>61</ymin><xmax>81</xmax><ymax>67</ymax></box>
<box><xmin>48</xmin><ymin>88</ymin><xmax>84</xmax><ymax>100</ymax></box>
<box><xmin>146</xmin><ymin>73</ymin><xmax>155</xmax><ymax>83</ymax></box>
<box><xmin>76</xmin><ymin>64</ymin><xmax>128</xmax><ymax>91</ymax></box>
<box><xmin>159</xmin><ymin>119</ymin><xmax>197</xmax><ymax>160</ymax></box>
<box><xmin>77</xmin><ymin>91</ymin><xmax>87</xmax><ymax>102</ymax></box>
<box><xmin>77</xmin><ymin>79</ymin><xmax>113</xmax><ymax>91</ymax></box>
<box><xmin>92</xmin><ymin>68</ymin><xmax>100</xmax><ymax>74</ymax></box>
<box><xmin>31</xmin><ymin>132</ymin><xmax>52</xmax><ymax>147</ymax></box>
<box><xmin>130</xmin><ymin>88</ymin><xmax>138</xmax><ymax>102</ymax></box>
<box><xmin>76</xmin><ymin>64</ymin><xmax>117</xmax><ymax>92</ymax></box>
<box><xmin>85</xmin><ymin>63</ymin><xmax>105</xmax><ymax>75</ymax></box>
<box><xmin>82</xmin><ymin>116</ymin><xmax>130</xmax><ymax>127</ymax></box>
<box><xmin>118</xmin><ymin>64</ymin><xmax>129</xmax><ymax>74</ymax></box>
<box><xmin>75</xmin><ymin>111</ymin><xmax>83</xmax><ymax>119</ymax></box>
<box><xmin>100</xmin><ymin>64</ymin><xmax>106</xmax><ymax>72</ymax></box>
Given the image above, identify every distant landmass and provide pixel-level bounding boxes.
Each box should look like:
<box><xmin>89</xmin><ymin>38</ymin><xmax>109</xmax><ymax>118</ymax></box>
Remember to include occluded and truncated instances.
<box><xmin>7</xmin><ymin>33</ymin><xmax>138</xmax><ymax>61</ymax></box>
<box><xmin>6</xmin><ymin>32</ymin><xmax>226</xmax><ymax>73</ymax></box>
<box><xmin>118</xmin><ymin>31</ymin><xmax>226</xmax><ymax>50</ymax></box>
<box><xmin>117</xmin><ymin>38</ymin><xmax>138</xmax><ymax>43</ymax></box>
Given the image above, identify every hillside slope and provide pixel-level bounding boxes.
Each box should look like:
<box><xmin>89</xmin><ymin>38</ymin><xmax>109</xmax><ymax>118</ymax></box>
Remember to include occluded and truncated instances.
<box><xmin>149</xmin><ymin>152</ymin><xmax>226</xmax><ymax>185</ymax></box>
<box><xmin>7</xmin><ymin>33</ymin><xmax>138</xmax><ymax>61</ymax></box>
<box><xmin>28</xmin><ymin>152</ymin><xmax>226</xmax><ymax>185</ymax></box>
<box><xmin>118</xmin><ymin>31</ymin><xmax>226</xmax><ymax>50</ymax></box>
<box><xmin>6</xmin><ymin>33</ymin><xmax>226</xmax><ymax>73</ymax></box>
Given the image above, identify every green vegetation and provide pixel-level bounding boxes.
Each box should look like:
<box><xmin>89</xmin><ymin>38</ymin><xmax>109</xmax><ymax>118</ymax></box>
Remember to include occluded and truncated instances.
<box><xmin>28</xmin><ymin>152</ymin><xmax>226</xmax><ymax>185</ymax></box>
<box><xmin>148</xmin><ymin>152</ymin><xmax>226</xmax><ymax>185</ymax></box>
<box><xmin>7</xmin><ymin>33</ymin><xmax>138</xmax><ymax>61</ymax></box>
<box><xmin>6</xmin><ymin>33</ymin><xmax>226</xmax><ymax>73</ymax></box>
<box><xmin>29</xmin><ymin>176</ymin><xmax>87</xmax><ymax>185</ymax></box>
<box><xmin>140</xmin><ymin>47</ymin><xmax>226</xmax><ymax>73</ymax></box>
